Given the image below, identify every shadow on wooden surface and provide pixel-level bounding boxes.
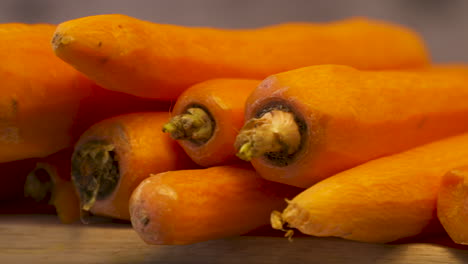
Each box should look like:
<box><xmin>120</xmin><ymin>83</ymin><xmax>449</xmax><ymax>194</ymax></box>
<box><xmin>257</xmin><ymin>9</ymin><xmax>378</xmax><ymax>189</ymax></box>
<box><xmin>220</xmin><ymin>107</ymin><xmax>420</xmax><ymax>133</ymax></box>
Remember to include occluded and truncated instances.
<box><xmin>1</xmin><ymin>215</ymin><xmax>467</xmax><ymax>264</ymax></box>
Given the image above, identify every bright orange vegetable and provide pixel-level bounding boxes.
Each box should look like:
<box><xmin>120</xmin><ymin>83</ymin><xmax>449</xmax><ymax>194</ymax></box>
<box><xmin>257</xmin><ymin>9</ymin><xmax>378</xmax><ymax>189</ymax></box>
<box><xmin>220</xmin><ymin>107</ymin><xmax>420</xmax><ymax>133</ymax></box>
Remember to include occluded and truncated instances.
<box><xmin>271</xmin><ymin>133</ymin><xmax>468</xmax><ymax>243</ymax></box>
<box><xmin>24</xmin><ymin>149</ymin><xmax>80</xmax><ymax>224</ymax></box>
<box><xmin>437</xmin><ymin>167</ymin><xmax>468</xmax><ymax>245</ymax></box>
<box><xmin>163</xmin><ymin>79</ymin><xmax>260</xmax><ymax>166</ymax></box>
<box><xmin>72</xmin><ymin>112</ymin><xmax>197</xmax><ymax>220</ymax></box>
<box><xmin>0</xmin><ymin>23</ymin><xmax>169</xmax><ymax>163</ymax></box>
<box><xmin>235</xmin><ymin>64</ymin><xmax>468</xmax><ymax>188</ymax></box>
<box><xmin>52</xmin><ymin>14</ymin><xmax>428</xmax><ymax>100</ymax></box>
<box><xmin>130</xmin><ymin>165</ymin><xmax>301</xmax><ymax>245</ymax></box>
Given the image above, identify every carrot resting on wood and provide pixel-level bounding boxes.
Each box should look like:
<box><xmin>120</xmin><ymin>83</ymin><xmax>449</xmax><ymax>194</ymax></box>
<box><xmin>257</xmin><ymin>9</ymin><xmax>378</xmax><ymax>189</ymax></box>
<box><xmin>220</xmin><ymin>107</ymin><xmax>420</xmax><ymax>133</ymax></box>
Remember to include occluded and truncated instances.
<box><xmin>163</xmin><ymin>79</ymin><xmax>260</xmax><ymax>166</ymax></box>
<box><xmin>71</xmin><ymin>112</ymin><xmax>197</xmax><ymax>221</ymax></box>
<box><xmin>271</xmin><ymin>133</ymin><xmax>468</xmax><ymax>243</ymax></box>
<box><xmin>24</xmin><ymin>149</ymin><xmax>80</xmax><ymax>224</ymax></box>
<box><xmin>0</xmin><ymin>23</ymin><xmax>169</xmax><ymax>163</ymax></box>
<box><xmin>52</xmin><ymin>14</ymin><xmax>428</xmax><ymax>100</ymax></box>
<box><xmin>130</xmin><ymin>165</ymin><xmax>301</xmax><ymax>245</ymax></box>
<box><xmin>437</xmin><ymin>167</ymin><xmax>468</xmax><ymax>245</ymax></box>
<box><xmin>235</xmin><ymin>64</ymin><xmax>468</xmax><ymax>188</ymax></box>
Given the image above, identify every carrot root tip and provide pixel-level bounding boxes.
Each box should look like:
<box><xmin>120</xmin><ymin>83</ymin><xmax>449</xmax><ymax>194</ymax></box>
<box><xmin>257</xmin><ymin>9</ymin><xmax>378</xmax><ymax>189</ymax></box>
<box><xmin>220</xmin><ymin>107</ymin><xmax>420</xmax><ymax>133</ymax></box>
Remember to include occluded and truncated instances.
<box><xmin>234</xmin><ymin>110</ymin><xmax>301</xmax><ymax>162</ymax></box>
<box><xmin>71</xmin><ymin>141</ymin><xmax>119</xmax><ymax>212</ymax></box>
<box><xmin>271</xmin><ymin>210</ymin><xmax>295</xmax><ymax>241</ymax></box>
<box><xmin>163</xmin><ymin>107</ymin><xmax>214</xmax><ymax>144</ymax></box>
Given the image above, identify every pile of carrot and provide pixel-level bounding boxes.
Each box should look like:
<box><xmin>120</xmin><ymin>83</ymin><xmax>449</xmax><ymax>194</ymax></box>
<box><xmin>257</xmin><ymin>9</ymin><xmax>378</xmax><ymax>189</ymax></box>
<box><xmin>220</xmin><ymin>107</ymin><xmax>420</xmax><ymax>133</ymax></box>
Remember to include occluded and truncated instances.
<box><xmin>2</xmin><ymin>13</ymin><xmax>468</xmax><ymax>248</ymax></box>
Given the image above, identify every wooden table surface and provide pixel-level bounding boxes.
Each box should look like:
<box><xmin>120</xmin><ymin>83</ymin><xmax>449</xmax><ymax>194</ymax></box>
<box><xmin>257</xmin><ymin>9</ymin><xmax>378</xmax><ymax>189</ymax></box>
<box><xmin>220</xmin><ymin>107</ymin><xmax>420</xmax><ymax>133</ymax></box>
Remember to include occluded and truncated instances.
<box><xmin>1</xmin><ymin>214</ymin><xmax>468</xmax><ymax>264</ymax></box>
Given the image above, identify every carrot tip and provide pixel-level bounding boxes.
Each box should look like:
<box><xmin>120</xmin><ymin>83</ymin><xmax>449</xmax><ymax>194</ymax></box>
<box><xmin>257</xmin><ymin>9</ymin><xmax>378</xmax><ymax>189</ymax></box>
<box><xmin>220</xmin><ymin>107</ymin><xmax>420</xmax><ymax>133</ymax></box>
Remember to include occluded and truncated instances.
<box><xmin>271</xmin><ymin>210</ymin><xmax>295</xmax><ymax>241</ymax></box>
<box><xmin>163</xmin><ymin>107</ymin><xmax>214</xmax><ymax>144</ymax></box>
<box><xmin>71</xmin><ymin>141</ymin><xmax>119</xmax><ymax>212</ymax></box>
<box><xmin>234</xmin><ymin>110</ymin><xmax>301</xmax><ymax>162</ymax></box>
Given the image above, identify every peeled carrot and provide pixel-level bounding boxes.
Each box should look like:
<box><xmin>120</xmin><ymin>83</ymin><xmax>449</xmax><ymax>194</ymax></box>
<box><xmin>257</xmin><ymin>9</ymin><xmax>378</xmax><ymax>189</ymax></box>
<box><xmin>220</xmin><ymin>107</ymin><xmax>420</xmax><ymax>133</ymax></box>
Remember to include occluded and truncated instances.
<box><xmin>271</xmin><ymin>133</ymin><xmax>468</xmax><ymax>243</ymax></box>
<box><xmin>24</xmin><ymin>149</ymin><xmax>80</xmax><ymax>224</ymax></box>
<box><xmin>0</xmin><ymin>158</ymin><xmax>37</xmax><ymax>201</ymax></box>
<box><xmin>130</xmin><ymin>165</ymin><xmax>300</xmax><ymax>245</ymax></box>
<box><xmin>437</xmin><ymin>167</ymin><xmax>468</xmax><ymax>245</ymax></box>
<box><xmin>52</xmin><ymin>14</ymin><xmax>428</xmax><ymax>100</ymax></box>
<box><xmin>71</xmin><ymin>112</ymin><xmax>197</xmax><ymax>220</ymax></box>
<box><xmin>163</xmin><ymin>79</ymin><xmax>260</xmax><ymax>166</ymax></box>
<box><xmin>0</xmin><ymin>23</ymin><xmax>169</xmax><ymax>163</ymax></box>
<box><xmin>235</xmin><ymin>64</ymin><xmax>468</xmax><ymax>188</ymax></box>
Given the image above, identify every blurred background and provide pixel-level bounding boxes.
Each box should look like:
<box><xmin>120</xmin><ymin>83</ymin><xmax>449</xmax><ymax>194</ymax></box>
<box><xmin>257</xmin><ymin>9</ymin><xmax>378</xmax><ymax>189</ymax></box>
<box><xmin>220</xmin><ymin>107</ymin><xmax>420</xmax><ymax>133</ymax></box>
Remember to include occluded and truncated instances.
<box><xmin>0</xmin><ymin>0</ymin><xmax>466</xmax><ymax>62</ymax></box>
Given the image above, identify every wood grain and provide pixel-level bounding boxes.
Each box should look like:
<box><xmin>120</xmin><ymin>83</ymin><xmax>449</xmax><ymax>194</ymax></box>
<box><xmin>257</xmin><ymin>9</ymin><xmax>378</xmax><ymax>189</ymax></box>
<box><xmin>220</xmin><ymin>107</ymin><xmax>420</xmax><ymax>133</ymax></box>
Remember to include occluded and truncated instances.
<box><xmin>0</xmin><ymin>215</ymin><xmax>467</xmax><ymax>264</ymax></box>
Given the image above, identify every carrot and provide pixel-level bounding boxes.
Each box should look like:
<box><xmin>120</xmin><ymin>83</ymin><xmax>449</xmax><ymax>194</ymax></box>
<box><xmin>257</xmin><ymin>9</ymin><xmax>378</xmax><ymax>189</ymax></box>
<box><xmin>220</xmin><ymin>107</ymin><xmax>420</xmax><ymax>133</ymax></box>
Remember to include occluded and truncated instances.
<box><xmin>24</xmin><ymin>149</ymin><xmax>80</xmax><ymax>224</ymax></box>
<box><xmin>71</xmin><ymin>112</ymin><xmax>197</xmax><ymax>220</ymax></box>
<box><xmin>52</xmin><ymin>14</ymin><xmax>428</xmax><ymax>100</ymax></box>
<box><xmin>0</xmin><ymin>158</ymin><xmax>38</xmax><ymax>201</ymax></box>
<box><xmin>235</xmin><ymin>64</ymin><xmax>468</xmax><ymax>188</ymax></box>
<box><xmin>129</xmin><ymin>165</ymin><xmax>301</xmax><ymax>245</ymax></box>
<box><xmin>163</xmin><ymin>78</ymin><xmax>260</xmax><ymax>166</ymax></box>
<box><xmin>271</xmin><ymin>133</ymin><xmax>468</xmax><ymax>243</ymax></box>
<box><xmin>0</xmin><ymin>23</ymin><xmax>170</xmax><ymax>163</ymax></box>
<box><xmin>437</xmin><ymin>167</ymin><xmax>468</xmax><ymax>245</ymax></box>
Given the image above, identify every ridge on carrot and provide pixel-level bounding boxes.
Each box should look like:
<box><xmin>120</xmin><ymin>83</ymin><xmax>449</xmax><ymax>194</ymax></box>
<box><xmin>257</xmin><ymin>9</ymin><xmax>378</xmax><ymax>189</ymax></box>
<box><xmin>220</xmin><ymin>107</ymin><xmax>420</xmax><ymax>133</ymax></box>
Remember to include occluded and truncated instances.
<box><xmin>52</xmin><ymin>14</ymin><xmax>429</xmax><ymax>100</ymax></box>
<box><xmin>235</xmin><ymin>64</ymin><xmax>468</xmax><ymax>188</ymax></box>
<box><xmin>162</xmin><ymin>79</ymin><xmax>260</xmax><ymax>166</ymax></box>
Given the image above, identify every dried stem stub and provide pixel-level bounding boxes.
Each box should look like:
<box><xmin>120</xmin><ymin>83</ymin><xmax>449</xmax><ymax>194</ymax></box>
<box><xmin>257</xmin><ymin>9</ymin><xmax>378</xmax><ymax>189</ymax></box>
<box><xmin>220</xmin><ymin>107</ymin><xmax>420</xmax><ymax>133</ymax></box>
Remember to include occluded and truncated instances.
<box><xmin>162</xmin><ymin>107</ymin><xmax>214</xmax><ymax>144</ymax></box>
<box><xmin>235</xmin><ymin>110</ymin><xmax>301</xmax><ymax>162</ymax></box>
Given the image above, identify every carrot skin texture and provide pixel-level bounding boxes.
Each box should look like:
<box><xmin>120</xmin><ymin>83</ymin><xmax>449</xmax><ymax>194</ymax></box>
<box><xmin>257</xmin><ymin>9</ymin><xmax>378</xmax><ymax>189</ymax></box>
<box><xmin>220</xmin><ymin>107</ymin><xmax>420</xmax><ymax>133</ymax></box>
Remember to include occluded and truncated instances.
<box><xmin>244</xmin><ymin>65</ymin><xmax>468</xmax><ymax>187</ymax></box>
<box><xmin>279</xmin><ymin>133</ymin><xmax>468</xmax><ymax>243</ymax></box>
<box><xmin>170</xmin><ymin>79</ymin><xmax>260</xmax><ymax>166</ymax></box>
<box><xmin>72</xmin><ymin>112</ymin><xmax>197</xmax><ymax>220</ymax></box>
<box><xmin>130</xmin><ymin>165</ymin><xmax>301</xmax><ymax>245</ymax></box>
<box><xmin>0</xmin><ymin>23</ymin><xmax>170</xmax><ymax>162</ymax></box>
<box><xmin>437</xmin><ymin>167</ymin><xmax>468</xmax><ymax>245</ymax></box>
<box><xmin>52</xmin><ymin>15</ymin><xmax>429</xmax><ymax>99</ymax></box>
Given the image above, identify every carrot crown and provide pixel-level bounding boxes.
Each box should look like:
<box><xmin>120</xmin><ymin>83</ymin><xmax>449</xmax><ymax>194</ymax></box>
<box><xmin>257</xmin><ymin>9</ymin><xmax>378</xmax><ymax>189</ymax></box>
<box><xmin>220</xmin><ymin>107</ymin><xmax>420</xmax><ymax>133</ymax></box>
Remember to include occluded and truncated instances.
<box><xmin>235</xmin><ymin>109</ymin><xmax>301</xmax><ymax>164</ymax></box>
<box><xmin>163</xmin><ymin>107</ymin><xmax>214</xmax><ymax>144</ymax></box>
<box><xmin>71</xmin><ymin>141</ymin><xmax>119</xmax><ymax>212</ymax></box>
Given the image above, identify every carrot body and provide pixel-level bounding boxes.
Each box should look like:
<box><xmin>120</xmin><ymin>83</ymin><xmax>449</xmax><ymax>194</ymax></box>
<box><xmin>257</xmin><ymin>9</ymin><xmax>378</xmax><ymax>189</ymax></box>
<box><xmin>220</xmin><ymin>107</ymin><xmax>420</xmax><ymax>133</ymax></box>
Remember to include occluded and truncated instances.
<box><xmin>167</xmin><ymin>79</ymin><xmax>260</xmax><ymax>166</ymax></box>
<box><xmin>130</xmin><ymin>165</ymin><xmax>300</xmax><ymax>245</ymax></box>
<box><xmin>273</xmin><ymin>133</ymin><xmax>468</xmax><ymax>243</ymax></box>
<box><xmin>240</xmin><ymin>64</ymin><xmax>468</xmax><ymax>187</ymax></box>
<box><xmin>52</xmin><ymin>14</ymin><xmax>428</xmax><ymax>100</ymax></box>
<box><xmin>72</xmin><ymin>112</ymin><xmax>197</xmax><ymax>220</ymax></box>
<box><xmin>437</xmin><ymin>167</ymin><xmax>468</xmax><ymax>245</ymax></box>
<box><xmin>0</xmin><ymin>23</ymin><xmax>170</xmax><ymax>163</ymax></box>
<box><xmin>25</xmin><ymin>149</ymin><xmax>80</xmax><ymax>224</ymax></box>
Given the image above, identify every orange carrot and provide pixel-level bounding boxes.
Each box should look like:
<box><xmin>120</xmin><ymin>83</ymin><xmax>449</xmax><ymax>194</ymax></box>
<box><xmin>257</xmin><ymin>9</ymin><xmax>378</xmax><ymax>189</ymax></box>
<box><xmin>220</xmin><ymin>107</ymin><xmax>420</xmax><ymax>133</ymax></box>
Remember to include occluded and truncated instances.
<box><xmin>72</xmin><ymin>112</ymin><xmax>197</xmax><ymax>220</ymax></box>
<box><xmin>271</xmin><ymin>133</ymin><xmax>468</xmax><ymax>243</ymax></box>
<box><xmin>235</xmin><ymin>64</ymin><xmax>468</xmax><ymax>188</ymax></box>
<box><xmin>0</xmin><ymin>23</ymin><xmax>169</xmax><ymax>163</ymax></box>
<box><xmin>437</xmin><ymin>167</ymin><xmax>468</xmax><ymax>245</ymax></box>
<box><xmin>0</xmin><ymin>158</ymin><xmax>37</xmax><ymax>201</ymax></box>
<box><xmin>52</xmin><ymin>14</ymin><xmax>428</xmax><ymax>100</ymax></box>
<box><xmin>130</xmin><ymin>165</ymin><xmax>301</xmax><ymax>245</ymax></box>
<box><xmin>24</xmin><ymin>149</ymin><xmax>80</xmax><ymax>224</ymax></box>
<box><xmin>163</xmin><ymin>78</ymin><xmax>260</xmax><ymax>166</ymax></box>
